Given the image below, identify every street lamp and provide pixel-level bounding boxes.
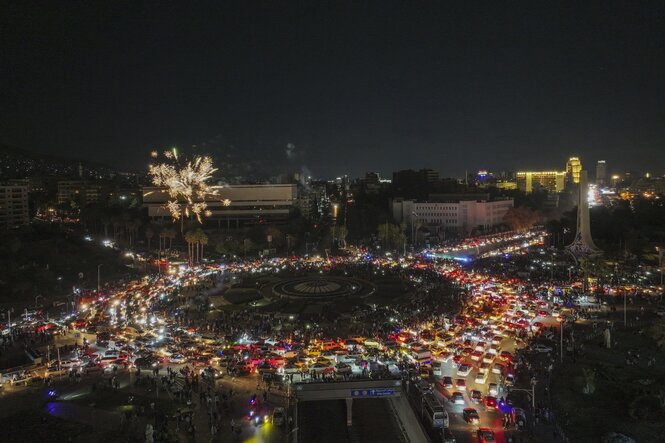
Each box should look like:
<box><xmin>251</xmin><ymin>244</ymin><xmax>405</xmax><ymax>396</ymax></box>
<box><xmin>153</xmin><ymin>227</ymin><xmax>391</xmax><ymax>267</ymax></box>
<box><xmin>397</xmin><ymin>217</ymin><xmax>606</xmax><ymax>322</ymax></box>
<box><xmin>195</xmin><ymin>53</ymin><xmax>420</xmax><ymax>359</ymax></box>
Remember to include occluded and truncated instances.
<box><xmin>97</xmin><ymin>264</ymin><xmax>103</xmax><ymax>293</ymax></box>
<box><xmin>559</xmin><ymin>317</ymin><xmax>564</xmax><ymax>363</ymax></box>
<box><xmin>657</xmin><ymin>247</ymin><xmax>664</xmax><ymax>287</ymax></box>
<box><xmin>411</xmin><ymin>212</ymin><xmax>418</xmax><ymax>247</ymax></box>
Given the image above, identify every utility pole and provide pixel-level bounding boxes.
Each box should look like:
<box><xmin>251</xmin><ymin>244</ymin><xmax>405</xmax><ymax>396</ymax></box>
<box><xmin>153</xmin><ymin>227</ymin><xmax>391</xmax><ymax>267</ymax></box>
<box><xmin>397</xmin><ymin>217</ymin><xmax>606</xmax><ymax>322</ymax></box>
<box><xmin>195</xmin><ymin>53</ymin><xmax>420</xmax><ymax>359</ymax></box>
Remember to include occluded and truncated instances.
<box><xmin>560</xmin><ymin>318</ymin><xmax>564</xmax><ymax>363</ymax></box>
<box><xmin>97</xmin><ymin>264</ymin><xmax>103</xmax><ymax>293</ymax></box>
<box><xmin>623</xmin><ymin>289</ymin><xmax>628</xmax><ymax>327</ymax></box>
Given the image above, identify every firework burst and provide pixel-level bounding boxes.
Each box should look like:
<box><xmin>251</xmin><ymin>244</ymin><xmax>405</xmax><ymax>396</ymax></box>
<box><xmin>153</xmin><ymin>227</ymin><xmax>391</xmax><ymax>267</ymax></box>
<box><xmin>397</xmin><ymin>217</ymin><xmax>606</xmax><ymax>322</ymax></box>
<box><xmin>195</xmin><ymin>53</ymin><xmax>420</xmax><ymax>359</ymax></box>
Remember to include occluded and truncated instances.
<box><xmin>148</xmin><ymin>148</ymin><xmax>225</xmax><ymax>223</ymax></box>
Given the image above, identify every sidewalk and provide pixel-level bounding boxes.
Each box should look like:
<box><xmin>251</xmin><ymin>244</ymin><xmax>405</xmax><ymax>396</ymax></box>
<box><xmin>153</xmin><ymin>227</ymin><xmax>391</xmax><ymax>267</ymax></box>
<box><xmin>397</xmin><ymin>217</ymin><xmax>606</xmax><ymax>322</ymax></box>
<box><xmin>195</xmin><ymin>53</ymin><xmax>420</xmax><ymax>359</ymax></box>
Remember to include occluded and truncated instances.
<box><xmin>388</xmin><ymin>395</ymin><xmax>428</xmax><ymax>443</ymax></box>
<box><xmin>45</xmin><ymin>401</ymin><xmax>121</xmax><ymax>431</ymax></box>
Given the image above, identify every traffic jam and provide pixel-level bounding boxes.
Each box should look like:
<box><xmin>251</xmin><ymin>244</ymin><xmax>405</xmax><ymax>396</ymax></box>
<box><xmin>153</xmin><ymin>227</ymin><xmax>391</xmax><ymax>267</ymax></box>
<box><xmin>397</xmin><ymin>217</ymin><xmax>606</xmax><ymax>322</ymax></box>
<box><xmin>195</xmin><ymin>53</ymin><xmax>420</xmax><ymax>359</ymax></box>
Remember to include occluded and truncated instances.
<box><xmin>2</xmin><ymin>230</ymin><xmax>568</xmax><ymax>441</ymax></box>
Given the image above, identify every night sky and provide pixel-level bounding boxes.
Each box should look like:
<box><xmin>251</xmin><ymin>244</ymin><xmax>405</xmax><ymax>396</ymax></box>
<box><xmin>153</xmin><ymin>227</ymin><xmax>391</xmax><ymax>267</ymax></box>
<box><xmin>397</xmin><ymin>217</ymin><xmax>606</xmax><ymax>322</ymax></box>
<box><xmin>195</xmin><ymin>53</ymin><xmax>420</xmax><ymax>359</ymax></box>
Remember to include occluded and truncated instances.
<box><xmin>2</xmin><ymin>2</ymin><xmax>664</xmax><ymax>178</ymax></box>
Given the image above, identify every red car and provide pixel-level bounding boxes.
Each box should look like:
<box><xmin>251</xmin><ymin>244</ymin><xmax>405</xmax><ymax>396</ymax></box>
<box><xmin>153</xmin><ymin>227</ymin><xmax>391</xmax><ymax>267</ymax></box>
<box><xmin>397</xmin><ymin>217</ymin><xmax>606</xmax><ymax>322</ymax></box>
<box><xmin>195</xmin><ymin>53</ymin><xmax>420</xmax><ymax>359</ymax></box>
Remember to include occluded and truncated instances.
<box><xmin>485</xmin><ymin>395</ymin><xmax>498</xmax><ymax>410</ymax></box>
<box><xmin>477</xmin><ymin>427</ymin><xmax>496</xmax><ymax>442</ymax></box>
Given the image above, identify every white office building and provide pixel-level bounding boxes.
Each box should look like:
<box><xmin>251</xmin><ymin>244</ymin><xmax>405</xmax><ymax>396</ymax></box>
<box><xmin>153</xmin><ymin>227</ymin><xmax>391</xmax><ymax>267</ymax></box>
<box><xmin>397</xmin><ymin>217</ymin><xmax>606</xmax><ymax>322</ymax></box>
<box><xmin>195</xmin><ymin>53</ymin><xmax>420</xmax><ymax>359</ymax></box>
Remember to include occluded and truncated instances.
<box><xmin>392</xmin><ymin>196</ymin><xmax>513</xmax><ymax>232</ymax></box>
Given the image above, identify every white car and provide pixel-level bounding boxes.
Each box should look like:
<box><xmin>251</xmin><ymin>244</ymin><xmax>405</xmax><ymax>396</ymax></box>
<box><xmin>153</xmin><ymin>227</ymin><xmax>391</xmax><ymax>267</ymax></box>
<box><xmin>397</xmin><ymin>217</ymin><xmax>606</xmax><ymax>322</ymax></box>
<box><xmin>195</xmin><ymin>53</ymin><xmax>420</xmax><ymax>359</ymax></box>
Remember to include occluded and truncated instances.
<box><xmin>457</xmin><ymin>364</ymin><xmax>472</xmax><ymax>377</ymax></box>
<box><xmin>531</xmin><ymin>344</ymin><xmax>553</xmax><ymax>353</ymax></box>
<box><xmin>474</xmin><ymin>372</ymin><xmax>489</xmax><ymax>384</ymax></box>
<box><xmin>169</xmin><ymin>354</ymin><xmax>187</xmax><ymax>364</ymax></box>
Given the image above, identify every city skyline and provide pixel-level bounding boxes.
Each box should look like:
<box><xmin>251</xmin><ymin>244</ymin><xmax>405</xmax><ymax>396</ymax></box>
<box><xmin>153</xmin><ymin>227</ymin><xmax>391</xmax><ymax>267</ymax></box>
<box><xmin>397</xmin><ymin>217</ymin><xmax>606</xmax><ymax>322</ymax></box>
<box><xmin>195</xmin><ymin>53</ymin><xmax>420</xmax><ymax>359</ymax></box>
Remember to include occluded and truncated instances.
<box><xmin>1</xmin><ymin>2</ymin><xmax>664</xmax><ymax>178</ymax></box>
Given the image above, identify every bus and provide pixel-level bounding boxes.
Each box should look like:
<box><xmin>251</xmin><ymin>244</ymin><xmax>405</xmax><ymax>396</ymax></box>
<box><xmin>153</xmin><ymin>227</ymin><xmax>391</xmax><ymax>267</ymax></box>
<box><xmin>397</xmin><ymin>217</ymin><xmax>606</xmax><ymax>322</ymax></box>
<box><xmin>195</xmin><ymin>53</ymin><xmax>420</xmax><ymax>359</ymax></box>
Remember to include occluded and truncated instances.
<box><xmin>422</xmin><ymin>393</ymin><xmax>448</xmax><ymax>428</ymax></box>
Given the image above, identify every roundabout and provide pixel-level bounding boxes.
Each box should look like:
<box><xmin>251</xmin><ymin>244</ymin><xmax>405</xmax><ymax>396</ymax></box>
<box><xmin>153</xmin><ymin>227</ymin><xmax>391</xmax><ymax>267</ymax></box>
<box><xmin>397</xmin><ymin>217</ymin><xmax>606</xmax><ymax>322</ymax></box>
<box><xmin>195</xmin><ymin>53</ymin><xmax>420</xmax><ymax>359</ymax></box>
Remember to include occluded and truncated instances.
<box><xmin>270</xmin><ymin>275</ymin><xmax>375</xmax><ymax>301</ymax></box>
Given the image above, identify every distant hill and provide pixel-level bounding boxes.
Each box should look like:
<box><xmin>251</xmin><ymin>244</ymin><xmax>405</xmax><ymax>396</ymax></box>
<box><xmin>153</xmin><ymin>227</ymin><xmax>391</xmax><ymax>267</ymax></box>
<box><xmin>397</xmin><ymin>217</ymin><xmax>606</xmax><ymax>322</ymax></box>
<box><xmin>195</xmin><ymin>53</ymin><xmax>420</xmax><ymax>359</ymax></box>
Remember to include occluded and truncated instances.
<box><xmin>0</xmin><ymin>144</ymin><xmax>118</xmax><ymax>179</ymax></box>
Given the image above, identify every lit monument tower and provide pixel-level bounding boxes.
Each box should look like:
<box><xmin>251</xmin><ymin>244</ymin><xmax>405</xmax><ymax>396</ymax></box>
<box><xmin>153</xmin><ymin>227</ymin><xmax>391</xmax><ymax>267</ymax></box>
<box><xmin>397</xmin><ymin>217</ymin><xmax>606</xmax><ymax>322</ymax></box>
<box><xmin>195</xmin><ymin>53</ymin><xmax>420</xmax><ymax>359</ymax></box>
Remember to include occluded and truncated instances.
<box><xmin>567</xmin><ymin>170</ymin><xmax>601</xmax><ymax>261</ymax></box>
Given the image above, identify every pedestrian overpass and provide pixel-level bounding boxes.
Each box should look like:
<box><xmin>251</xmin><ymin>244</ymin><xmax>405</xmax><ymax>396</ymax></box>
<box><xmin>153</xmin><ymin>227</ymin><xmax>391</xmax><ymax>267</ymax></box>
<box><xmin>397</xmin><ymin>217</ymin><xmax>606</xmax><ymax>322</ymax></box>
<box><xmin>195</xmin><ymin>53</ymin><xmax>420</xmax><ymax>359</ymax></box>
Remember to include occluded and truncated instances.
<box><xmin>292</xmin><ymin>379</ymin><xmax>403</xmax><ymax>442</ymax></box>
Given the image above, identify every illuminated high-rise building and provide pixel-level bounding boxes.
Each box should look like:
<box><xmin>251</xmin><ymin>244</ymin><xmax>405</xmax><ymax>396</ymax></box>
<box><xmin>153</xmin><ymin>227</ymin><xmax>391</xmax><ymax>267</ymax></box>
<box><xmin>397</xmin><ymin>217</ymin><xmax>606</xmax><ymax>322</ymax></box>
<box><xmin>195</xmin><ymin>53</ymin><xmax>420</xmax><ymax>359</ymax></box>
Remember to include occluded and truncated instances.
<box><xmin>516</xmin><ymin>171</ymin><xmax>566</xmax><ymax>193</ymax></box>
<box><xmin>566</xmin><ymin>157</ymin><xmax>582</xmax><ymax>184</ymax></box>
<box><xmin>596</xmin><ymin>160</ymin><xmax>606</xmax><ymax>186</ymax></box>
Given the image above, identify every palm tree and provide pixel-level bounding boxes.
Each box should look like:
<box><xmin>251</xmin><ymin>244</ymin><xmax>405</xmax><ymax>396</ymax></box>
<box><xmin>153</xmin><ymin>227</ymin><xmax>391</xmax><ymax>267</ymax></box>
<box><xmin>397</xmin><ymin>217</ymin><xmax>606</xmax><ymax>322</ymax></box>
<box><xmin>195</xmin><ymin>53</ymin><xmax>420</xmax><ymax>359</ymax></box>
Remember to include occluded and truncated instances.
<box><xmin>101</xmin><ymin>212</ymin><xmax>111</xmax><ymax>238</ymax></box>
<box><xmin>166</xmin><ymin>228</ymin><xmax>177</xmax><ymax>250</ymax></box>
<box><xmin>112</xmin><ymin>217</ymin><xmax>122</xmax><ymax>242</ymax></box>
<box><xmin>184</xmin><ymin>230</ymin><xmax>197</xmax><ymax>266</ymax></box>
<box><xmin>145</xmin><ymin>226</ymin><xmax>155</xmax><ymax>251</ymax></box>
<box><xmin>159</xmin><ymin>229</ymin><xmax>166</xmax><ymax>252</ymax></box>
<box><xmin>197</xmin><ymin>229</ymin><xmax>208</xmax><ymax>262</ymax></box>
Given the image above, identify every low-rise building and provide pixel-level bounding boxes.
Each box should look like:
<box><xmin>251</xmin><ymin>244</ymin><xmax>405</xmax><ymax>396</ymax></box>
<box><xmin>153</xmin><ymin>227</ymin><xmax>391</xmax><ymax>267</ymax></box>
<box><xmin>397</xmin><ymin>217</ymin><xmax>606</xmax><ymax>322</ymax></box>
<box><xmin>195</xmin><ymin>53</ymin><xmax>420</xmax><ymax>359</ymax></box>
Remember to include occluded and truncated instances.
<box><xmin>392</xmin><ymin>194</ymin><xmax>513</xmax><ymax>233</ymax></box>
<box><xmin>143</xmin><ymin>184</ymin><xmax>298</xmax><ymax>225</ymax></box>
<box><xmin>0</xmin><ymin>184</ymin><xmax>29</xmax><ymax>229</ymax></box>
<box><xmin>57</xmin><ymin>180</ymin><xmax>103</xmax><ymax>205</ymax></box>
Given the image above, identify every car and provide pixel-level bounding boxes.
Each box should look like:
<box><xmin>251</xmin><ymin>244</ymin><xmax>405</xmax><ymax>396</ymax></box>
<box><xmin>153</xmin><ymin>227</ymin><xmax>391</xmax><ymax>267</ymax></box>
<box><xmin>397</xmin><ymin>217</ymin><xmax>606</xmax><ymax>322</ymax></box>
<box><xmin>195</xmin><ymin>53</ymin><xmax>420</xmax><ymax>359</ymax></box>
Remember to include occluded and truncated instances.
<box><xmin>470</xmin><ymin>351</ymin><xmax>483</xmax><ymax>361</ymax></box>
<box><xmin>440</xmin><ymin>427</ymin><xmax>456</xmax><ymax>443</ymax></box>
<box><xmin>335</xmin><ymin>362</ymin><xmax>352</xmax><ymax>374</ymax></box>
<box><xmin>450</xmin><ymin>391</ymin><xmax>465</xmax><ymax>405</ymax></box>
<box><xmin>462</xmin><ymin>408</ymin><xmax>480</xmax><ymax>424</ymax></box>
<box><xmin>455</xmin><ymin>378</ymin><xmax>466</xmax><ymax>391</ymax></box>
<box><xmin>441</xmin><ymin>376</ymin><xmax>453</xmax><ymax>389</ymax></box>
<box><xmin>469</xmin><ymin>389</ymin><xmax>482</xmax><ymax>404</ymax></box>
<box><xmin>498</xmin><ymin>351</ymin><xmax>513</xmax><ymax>362</ymax></box>
<box><xmin>439</xmin><ymin>352</ymin><xmax>454</xmax><ymax>363</ymax></box>
<box><xmin>50</xmin><ymin>359</ymin><xmax>80</xmax><ymax>370</ymax></box>
<box><xmin>457</xmin><ymin>364</ymin><xmax>472</xmax><ymax>377</ymax></box>
<box><xmin>134</xmin><ymin>357</ymin><xmax>158</xmax><ymax>369</ymax></box>
<box><xmin>488</xmin><ymin>383</ymin><xmax>498</xmax><ymax>396</ymax></box>
<box><xmin>103</xmin><ymin>349</ymin><xmax>120</xmax><ymax>358</ymax></box>
<box><xmin>531</xmin><ymin>344</ymin><xmax>553</xmax><ymax>353</ymax></box>
<box><xmin>474</xmin><ymin>371</ymin><xmax>488</xmax><ymax>384</ymax></box>
<box><xmin>477</xmin><ymin>427</ymin><xmax>496</xmax><ymax>442</ymax></box>
<box><xmin>169</xmin><ymin>353</ymin><xmax>187</xmax><ymax>364</ymax></box>
<box><xmin>492</xmin><ymin>363</ymin><xmax>505</xmax><ymax>375</ymax></box>
<box><xmin>271</xmin><ymin>407</ymin><xmax>286</xmax><ymax>426</ymax></box>
<box><xmin>485</xmin><ymin>395</ymin><xmax>498</xmax><ymax>410</ymax></box>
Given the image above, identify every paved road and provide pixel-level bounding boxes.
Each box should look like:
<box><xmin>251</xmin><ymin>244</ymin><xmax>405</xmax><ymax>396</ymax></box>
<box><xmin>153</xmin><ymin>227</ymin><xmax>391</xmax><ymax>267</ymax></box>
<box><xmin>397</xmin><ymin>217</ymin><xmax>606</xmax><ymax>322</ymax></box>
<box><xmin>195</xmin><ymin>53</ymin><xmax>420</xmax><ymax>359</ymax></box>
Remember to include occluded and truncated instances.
<box><xmin>424</xmin><ymin>314</ymin><xmax>560</xmax><ymax>443</ymax></box>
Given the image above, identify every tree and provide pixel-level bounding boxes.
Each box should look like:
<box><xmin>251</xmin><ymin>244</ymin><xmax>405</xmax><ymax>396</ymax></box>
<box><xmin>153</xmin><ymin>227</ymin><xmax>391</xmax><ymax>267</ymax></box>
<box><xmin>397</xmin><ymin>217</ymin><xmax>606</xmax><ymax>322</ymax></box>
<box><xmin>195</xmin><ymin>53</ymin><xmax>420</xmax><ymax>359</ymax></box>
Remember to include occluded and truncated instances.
<box><xmin>159</xmin><ymin>228</ymin><xmax>168</xmax><ymax>252</ymax></box>
<box><xmin>165</xmin><ymin>228</ymin><xmax>177</xmax><ymax>250</ymax></box>
<box><xmin>215</xmin><ymin>238</ymin><xmax>242</xmax><ymax>256</ymax></box>
<box><xmin>579</xmin><ymin>256</ymin><xmax>609</xmax><ymax>293</ymax></box>
<box><xmin>145</xmin><ymin>226</ymin><xmax>155</xmax><ymax>250</ymax></box>
<box><xmin>334</xmin><ymin>225</ymin><xmax>349</xmax><ymax>248</ymax></box>
<box><xmin>376</xmin><ymin>222</ymin><xmax>406</xmax><ymax>251</ymax></box>
<box><xmin>243</xmin><ymin>238</ymin><xmax>253</xmax><ymax>257</ymax></box>
<box><xmin>503</xmin><ymin>206</ymin><xmax>541</xmax><ymax>231</ymax></box>
<box><xmin>101</xmin><ymin>211</ymin><xmax>112</xmax><ymax>239</ymax></box>
<box><xmin>197</xmin><ymin>229</ymin><xmax>208</xmax><ymax>262</ymax></box>
<box><xmin>184</xmin><ymin>230</ymin><xmax>197</xmax><ymax>266</ymax></box>
<box><xmin>265</xmin><ymin>226</ymin><xmax>284</xmax><ymax>250</ymax></box>
<box><xmin>649</xmin><ymin>316</ymin><xmax>665</xmax><ymax>348</ymax></box>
